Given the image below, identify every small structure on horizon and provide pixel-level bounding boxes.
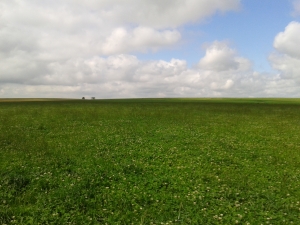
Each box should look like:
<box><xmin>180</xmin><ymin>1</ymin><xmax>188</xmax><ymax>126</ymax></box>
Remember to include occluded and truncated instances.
<box><xmin>91</xmin><ymin>97</ymin><xmax>95</xmax><ymax>100</ymax></box>
<box><xmin>82</xmin><ymin>97</ymin><xmax>85</xmax><ymax>100</ymax></box>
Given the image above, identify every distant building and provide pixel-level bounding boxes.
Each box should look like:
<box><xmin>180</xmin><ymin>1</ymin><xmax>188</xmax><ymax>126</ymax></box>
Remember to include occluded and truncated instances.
<box><xmin>82</xmin><ymin>97</ymin><xmax>85</xmax><ymax>100</ymax></box>
<box><xmin>91</xmin><ymin>97</ymin><xmax>95</xmax><ymax>100</ymax></box>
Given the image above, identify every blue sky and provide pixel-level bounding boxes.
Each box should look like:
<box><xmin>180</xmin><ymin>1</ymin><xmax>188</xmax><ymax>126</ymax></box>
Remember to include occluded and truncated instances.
<box><xmin>198</xmin><ymin>0</ymin><xmax>294</xmax><ymax>72</ymax></box>
<box><xmin>1</xmin><ymin>0</ymin><xmax>300</xmax><ymax>98</ymax></box>
<box><xmin>137</xmin><ymin>0</ymin><xmax>295</xmax><ymax>72</ymax></box>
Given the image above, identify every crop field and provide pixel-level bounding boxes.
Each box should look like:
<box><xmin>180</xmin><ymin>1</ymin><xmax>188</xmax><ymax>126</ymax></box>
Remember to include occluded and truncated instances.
<box><xmin>1</xmin><ymin>98</ymin><xmax>300</xmax><ymax>224</ymax></box>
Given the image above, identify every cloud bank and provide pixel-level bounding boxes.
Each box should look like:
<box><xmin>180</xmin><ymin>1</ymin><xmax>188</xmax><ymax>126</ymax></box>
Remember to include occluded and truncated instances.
<box><xmin>1</xmin><ymin>41</ymin><xmax>297</xmax><ymax>98</ymax></box>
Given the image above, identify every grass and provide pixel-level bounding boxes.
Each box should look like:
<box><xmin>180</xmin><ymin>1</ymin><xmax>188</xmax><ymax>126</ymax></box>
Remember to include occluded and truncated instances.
<box><xmin>0</xmin><ymin>98</ymin><xmax>300</xmax><ymax>224</ymax></box>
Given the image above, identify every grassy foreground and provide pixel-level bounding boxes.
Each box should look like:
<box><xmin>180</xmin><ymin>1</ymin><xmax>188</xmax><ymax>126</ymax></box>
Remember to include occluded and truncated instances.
<box><xmin>0</xmin><ymin>98</ymin><xmax>300</xmax><ymax>224</ymax></box>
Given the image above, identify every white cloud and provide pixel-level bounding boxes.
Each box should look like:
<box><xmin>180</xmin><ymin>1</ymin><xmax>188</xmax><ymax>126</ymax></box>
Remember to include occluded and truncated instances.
<box><xmin>2</xmin><ymin>1</ymin><xmax>300</xmax><ymax>98</ymax></box>
<box><xmin>269</xmin><ymin>53</ymin><xmax>300</xmax><ymax>81</ymax></box>
<box><xmin>0</xmin><ymin>0</ymin><xmax>242</xmax><ymax>97</ymax></box>
<box><xmin>198</xmin><ymin>41</ymin><xmax>251</xmax><ymax>72</ymax></box>
<box><xmin>0</xmin><ymin>0</ymin><xmax>240</xmax><ymax>59</ymax></box>
<box><xmin>273</xmin><ymin>21</ymin><xmax>300</xmax><ymax>59</ymax></box>
<box><xmin>270</xmin><ymin>21</ymin><xmax>300</xmax><ymax>82</ymax></box>
<box><xmin>2</xmin><ymin>42</ymin><xmax>297</xmax><ymax>98</ymax></box>
<box><xmin>64</xmin><ymin>0</ymin><xmax>241</xmax><ymax>28</ymax></box>
<box><xmin>102</xmin><ymin>27</ymin><xmax>181</xmax><ymax>55</ymax></box>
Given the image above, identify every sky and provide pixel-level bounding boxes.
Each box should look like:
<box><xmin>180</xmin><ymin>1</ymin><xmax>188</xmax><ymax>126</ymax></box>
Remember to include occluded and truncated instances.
<box><xmin>1</xmin><ymin>0</ymin><xmax>300</xmax><ymax>98</ymax></box>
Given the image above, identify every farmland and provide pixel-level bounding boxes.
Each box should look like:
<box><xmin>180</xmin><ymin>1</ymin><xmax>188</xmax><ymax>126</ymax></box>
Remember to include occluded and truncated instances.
<box><xmin>1</xmin><ymin>98</ymin><xmax>300</xmax><ymax>224</ymax></box>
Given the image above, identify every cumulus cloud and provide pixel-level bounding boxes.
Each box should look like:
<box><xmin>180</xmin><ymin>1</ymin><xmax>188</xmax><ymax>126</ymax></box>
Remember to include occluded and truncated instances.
<box><xmin>198</xmin><ymin>41</ymin><xmax>251</xmax><ymax>72</ymax></box>
<box><xmin>0</xmin><ymin>0</ymin><xmax>240</xmax><ymax>59</ymax></box>
<box><xmin>270</xmin><ymin>21</ymin><xmax>300</xmax><ymax>82</ymax></box>
<box><xmin>269</xmin><ymin>53</ymin><xmax>300</xmax><ymax>81</ymax></box>
<box><xmin>273</xmin><ymin>22</ymin><xmax>300</xmax><ymax>59</ymax></box>
<box><xmin>0</xmin><ymin>0</ymin><xmax>240</xmax><ymax>81</ymax></box>
<box><xmin>102</xmin><ymin>27</ymin><xmax>181</xmax><ymax>55</ymax></box>
<box><xmin>2</xmin><ymin>41</ymin><xmax>295</xmax><ymax>98</ymax></box>
<box><xmin>1</xmin><ymin>0</ymin><xmax>300</xmax><ymax>98</ymax></box>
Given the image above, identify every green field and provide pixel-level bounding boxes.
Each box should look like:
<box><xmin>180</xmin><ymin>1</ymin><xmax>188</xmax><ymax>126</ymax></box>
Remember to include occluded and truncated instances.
<box><xmin>1</xmin><ymin>98</ymin><xmax>300</xmax><ymax>224</ymax></box>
